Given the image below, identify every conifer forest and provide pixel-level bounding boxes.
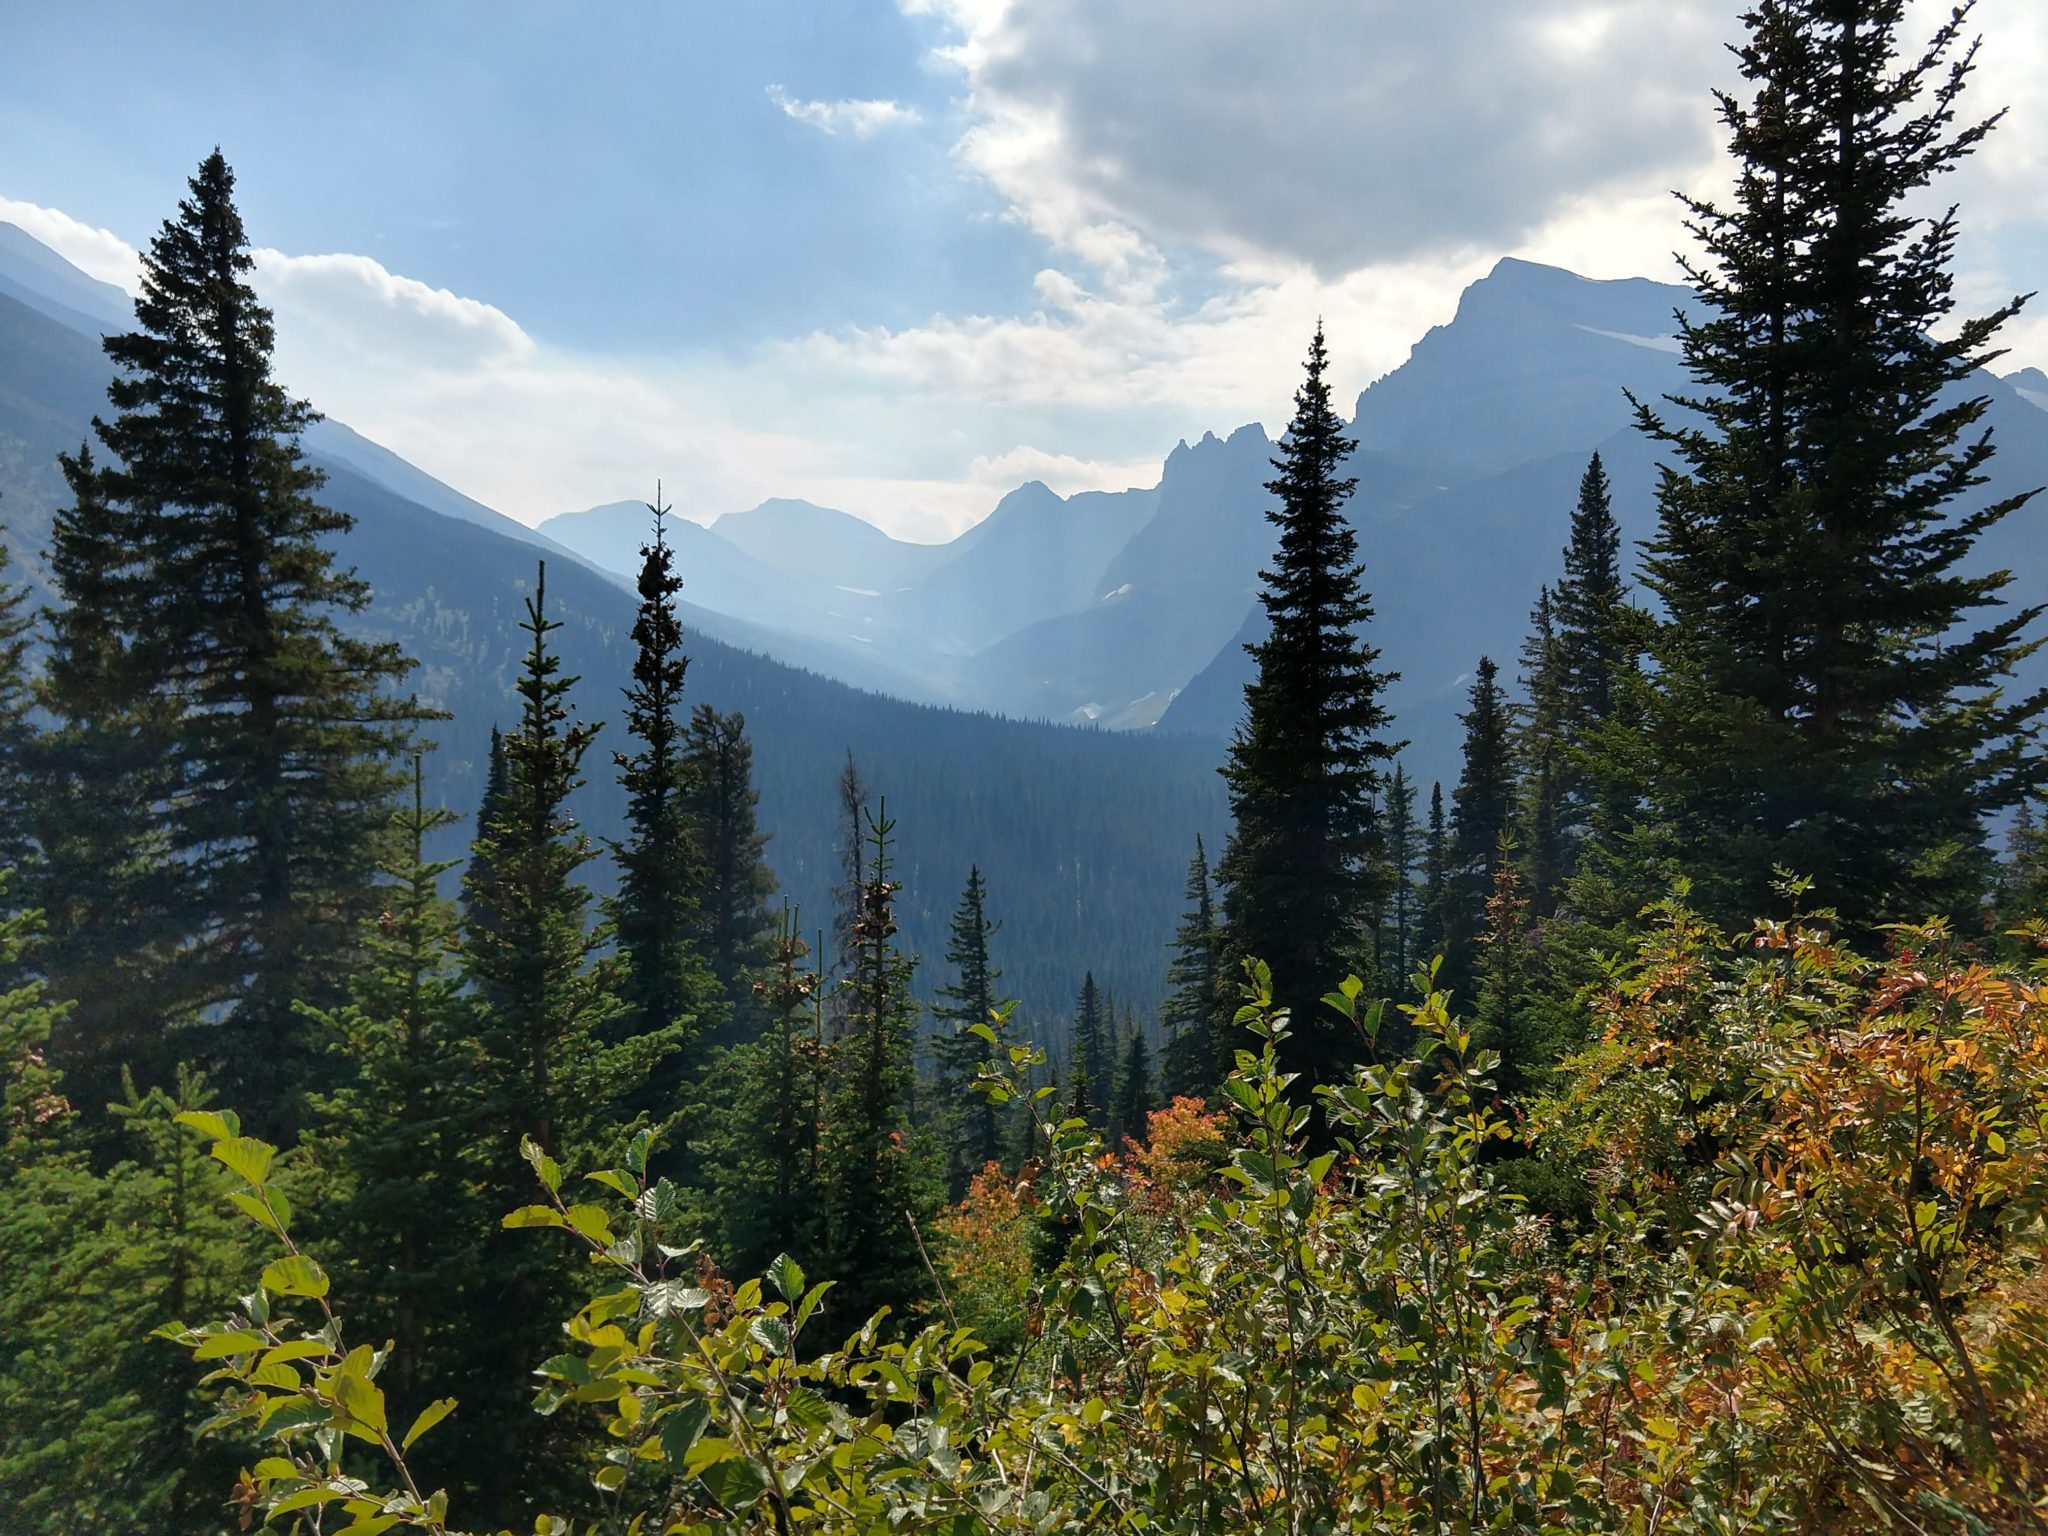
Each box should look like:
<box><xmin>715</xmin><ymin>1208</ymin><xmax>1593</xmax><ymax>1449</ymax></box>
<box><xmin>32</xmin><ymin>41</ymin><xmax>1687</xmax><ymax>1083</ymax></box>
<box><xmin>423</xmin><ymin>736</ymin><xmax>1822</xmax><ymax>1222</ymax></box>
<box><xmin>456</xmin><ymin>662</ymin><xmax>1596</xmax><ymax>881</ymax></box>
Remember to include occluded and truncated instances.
<box><xmin>9</xmin><ymin>2</ymin><xmax>2048</xmax><ymax>1531</ymax></box>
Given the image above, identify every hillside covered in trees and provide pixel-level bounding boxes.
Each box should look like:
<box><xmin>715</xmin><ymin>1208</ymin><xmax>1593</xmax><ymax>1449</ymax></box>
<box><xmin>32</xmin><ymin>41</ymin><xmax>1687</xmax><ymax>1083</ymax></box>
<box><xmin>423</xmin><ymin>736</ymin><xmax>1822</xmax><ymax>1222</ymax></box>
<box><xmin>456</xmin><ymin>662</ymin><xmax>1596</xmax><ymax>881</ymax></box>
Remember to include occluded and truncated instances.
<box><xmin>4</xmin><ymin>1</ymin><xmax>2048</xmax><ymax>1532</ymax></box>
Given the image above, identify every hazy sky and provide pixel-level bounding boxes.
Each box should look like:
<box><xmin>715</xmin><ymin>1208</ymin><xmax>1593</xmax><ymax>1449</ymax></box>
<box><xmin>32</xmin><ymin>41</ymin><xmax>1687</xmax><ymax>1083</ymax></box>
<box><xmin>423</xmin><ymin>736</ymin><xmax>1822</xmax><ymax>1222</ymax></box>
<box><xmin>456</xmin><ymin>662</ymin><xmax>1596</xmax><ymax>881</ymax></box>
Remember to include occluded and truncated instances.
<box><xmin>5</xmin><ymin>0</ymin><xmax>2045</xmax><ymax>539</ymax></box>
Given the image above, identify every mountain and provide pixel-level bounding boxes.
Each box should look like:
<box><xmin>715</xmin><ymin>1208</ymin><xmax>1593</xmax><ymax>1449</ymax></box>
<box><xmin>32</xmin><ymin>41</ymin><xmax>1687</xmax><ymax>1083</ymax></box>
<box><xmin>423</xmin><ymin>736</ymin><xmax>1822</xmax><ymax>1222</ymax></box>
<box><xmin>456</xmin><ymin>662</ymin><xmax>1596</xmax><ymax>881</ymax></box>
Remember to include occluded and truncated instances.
<box><xmin>712</xmin><ymin>497</ymin><xmax>948</xmax><ymax>594</ymax></box>
<box><xmin>2011</xmin><ymin>367</ymin><xmax>2048</xmax><ymax>413</ymax></box>
<box><xmin>0</xmin><ymin>233</ymin><xmax>1231</xmax><ymax>1031</ymax></box>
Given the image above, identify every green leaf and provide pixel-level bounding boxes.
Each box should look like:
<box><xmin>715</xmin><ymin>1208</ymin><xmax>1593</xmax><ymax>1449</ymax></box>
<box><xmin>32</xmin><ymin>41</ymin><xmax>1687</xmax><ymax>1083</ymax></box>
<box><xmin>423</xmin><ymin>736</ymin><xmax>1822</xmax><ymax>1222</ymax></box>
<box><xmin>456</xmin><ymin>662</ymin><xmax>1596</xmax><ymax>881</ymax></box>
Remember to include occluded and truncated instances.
<box><xmin>174</xmin><ymin>1109</ymin><xmax>236</xmax><ymax>1142</ymax></box>
<box><xmin>227</xmin><ymin>1190</ymin><xmax>288</xmax><ymax>1237</ymax></box>
<box><xmin>502</xmin><ymin>1205</ymin><xmax>569</xmax><ymax>1230</ymax></box>
<box><xmin>402</xmin><ymin>1396</ymin><xmax>457</xmax><ymax>1450</ymax></box>
<box><xmin>698</xmin><ymin>1454</ymin><xmax>767</xmax><ymax>1510</ymax></box>
<box><xmin>334</xmin><ymin>1372</ymin><xmax>387</xmax><ymax>1435</ymax></box>
<box><xmin>521</xmin><ymin>1135</ymin><xmax>562</xmax><ymax>1194</ymax></box>
<box><xmin>210</xmin><ymin>1135</ymin><xmax>276</xmax><ymax>1187</ymax></box>
<box><xmin>193</xmin><ymin>1329</ymin><xmax>265</xmax><ymax>1360</ymax></box>
<box><xmin>563</xmin><ymin>1204</ymin><xmax>614</xmax><ymax>1243</ymax></box>
<box><xmin>766</xmin><ymin>1252</ymin><xmax>805</xmax><ymax>1301</ymax></box>
<box><xmin>748</xmin><ymin>1315</ymin><xmax>791</xmax><ymax>1355</ymax></box>
<box><xmin>261</xmin><ymin>1254</ymin><xmax>330</xmax><ymax>1299</ymax></box>
<box><xmin>268</xmin><ymin>1486</ymin><xmax>350</xmax><ymax>1516</ymax></box>
<box><xmin>658</xmin><ymin>1400</ymin><xmax>711</xmax><ymax>1463</ymax></box>
<box><xmin>585</xmin><ymin>1169</ymin><xmax>636</xmax><ymax>1197</ymax></box>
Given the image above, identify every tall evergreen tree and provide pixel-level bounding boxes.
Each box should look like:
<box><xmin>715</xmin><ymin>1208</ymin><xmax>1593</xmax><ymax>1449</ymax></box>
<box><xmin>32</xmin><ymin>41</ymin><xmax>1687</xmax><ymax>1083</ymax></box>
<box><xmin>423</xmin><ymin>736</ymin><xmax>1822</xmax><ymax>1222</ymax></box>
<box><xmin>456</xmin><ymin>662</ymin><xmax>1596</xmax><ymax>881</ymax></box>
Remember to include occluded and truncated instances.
<box><xmin>1158</xmin><ymin>837</ymin><xmax>1223</xmax><ymax>1100</ymax></box>
<box><xmin>1070</xmin><ymin>971</ymin><xmax>1112</xmax><ymax>1129</ymax></box>
<box><xmin>1415</xmin><ymin>781</ymin><xmax>1449</xmax><ymax>969</ymax></box>
<box><xmin>1551</xmin><ymin>453</ymin><xmax>1627</xmax><ymax>743</ymax></box>
<box><xmin>1109</xmin><ymin>1023</ymin><xmax>1153</xmax><ymax>1151</ymax></box>
<box><xmin>819</xmin><ymin>803</ymin><xmax>932</xmax><ymax>1328</ymax></box>
<box><xmin>1623</xmin><ymin>0</ymin><xmax>2044</xmax><ymax>928</ymax></box>
<box><xmin>681</xmin><ymin>705</ymin><xmax>778</xmax><ymax>1044</ymax></box>
<box><xmin>32</xmin><ymin>448</ymin><xmax>185</xmax><ymax>1107</ymax></box>
<box><xmin>1515</xmin><ymin>590</ymin><xmax>1570</xmax><ymax>910</ymax></box>
<box><xmin>300</xmin><ymin>760</ymin><xmax>488</xmax><ymax>1496</ymax></box>
<box><xmin>458</xmin><ymin>564</ymin><xmax>652</xmax><ymax>1525</ymax></box>
<box><xmin>696</xmin><ymin>911</ymin><xmax>828</xmax><ymax>1284</ymax></box>
<box><xmin>81</xmin><ymin>151</ymin><xmax>426</xmax><ymax>1118</ymax></box>
<box><xmin>1380</xmin><ymin>765</ymin><xmax>1419</xmax><ymax>986</ymax></box>
<box><xmin>1218</xmin><ymin>326</ymin><xmax>1399</xmax><ymax>1090</ymax></box>
<box><xmin>461</xmin><ymin>727</ymin><xmax>511</xmax><ymax>935</ymax></box>
<box><xmin>609</xmin><ymin>493</ymin><xmax>718</xmax><ymax>1080</ymax></box>
<box><xmin>1447</xmin><ymin>657</ymin><xmax>1516</xmax><ymax>982</ymax></box>
<box><xmin>0</xmin><ymin>525</ymin><xmax>34</xmax><ymax>887</ymax></box>
<box><xmin>933</xmin><ymin>865</ymin><xmax>1004</xmax><ymax>1190</ymax></box>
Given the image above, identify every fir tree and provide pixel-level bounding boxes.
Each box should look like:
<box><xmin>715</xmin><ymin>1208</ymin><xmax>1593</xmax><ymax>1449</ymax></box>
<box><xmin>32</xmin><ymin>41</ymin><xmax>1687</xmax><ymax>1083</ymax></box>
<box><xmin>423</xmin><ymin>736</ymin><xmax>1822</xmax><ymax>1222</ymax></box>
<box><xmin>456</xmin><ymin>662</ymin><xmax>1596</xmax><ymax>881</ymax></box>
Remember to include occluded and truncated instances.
<box><xmin>1551</xmin><ymin>453</ymin><xmax>1627</xmax><ymax>746</ymax></box>
<box><xmin>609</xmin><ymin>493</ymin><xmax>718</xmax><ymax>1085</ymax></box>
<box><xmin>1623</xmin><ymin>0</ymin><xmax>2044</xmax><ymax>929</ymax></box>
<box><xmin>84</xmin><ymin>151</ymin><xmax>427</xmax><ymax>1119</ymax></box>
<box><xmin>0</xmin><ymin>525</ymin><xmax>34</xmax><ymax>888</ymax></box>
<box><xmin>1109</xmin><ymin>1024</ymin><xmax>1153</xmax><ymax>1151</ymax></box>
<box><xmin>461</xmin><ymin>727</ymin><xmax>511</xmax><ymax>936</ymax></box>
<box><xmin>933</xmin><ymin>865</ymin><xmax>1004</xmax><ymax>1191</ymax></box>
<box><xmin>819</xmin><ymin>803</ymin><xmax>932</xmax><ymax>1328</ymax></box>
<box><xmin>828</xmin><ymin>750</ymin><xmax>869</xmax><ymax>1030</ymax></box>
<box><xmin>681</xmin><ymin>705</ymin><xmax>777</xmax><ymax>1045</ymax></box>
<box><xmin>1158</xmin><ymin>837</ymin><xmax>1223</xmax><ymax>1101</ymax></box>
<box><xmin>1218</xmin><ymin>325</ymin><xmax>1399</xmax><ymax>1091</ymax></box>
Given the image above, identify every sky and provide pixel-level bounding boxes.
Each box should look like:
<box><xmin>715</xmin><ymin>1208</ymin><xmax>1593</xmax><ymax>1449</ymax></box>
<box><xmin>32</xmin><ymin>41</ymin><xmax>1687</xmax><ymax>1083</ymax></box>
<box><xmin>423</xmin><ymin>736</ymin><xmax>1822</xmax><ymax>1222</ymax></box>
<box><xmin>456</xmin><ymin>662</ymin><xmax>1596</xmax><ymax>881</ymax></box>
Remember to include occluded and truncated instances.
<box><xmin>4</xmin><ymin>0</ymin><xmax>2046</xmax><ymax>541</ymax></box>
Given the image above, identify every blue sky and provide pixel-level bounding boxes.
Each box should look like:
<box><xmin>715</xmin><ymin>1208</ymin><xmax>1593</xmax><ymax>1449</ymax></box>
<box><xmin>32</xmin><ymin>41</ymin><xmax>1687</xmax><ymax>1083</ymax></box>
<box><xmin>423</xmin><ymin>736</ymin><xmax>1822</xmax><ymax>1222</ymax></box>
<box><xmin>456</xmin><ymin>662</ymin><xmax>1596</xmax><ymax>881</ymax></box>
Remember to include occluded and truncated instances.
<box><xmin>5</xmin><ymin>0</ymin><xmax>2046</xmax><ymax>538</ymax></box>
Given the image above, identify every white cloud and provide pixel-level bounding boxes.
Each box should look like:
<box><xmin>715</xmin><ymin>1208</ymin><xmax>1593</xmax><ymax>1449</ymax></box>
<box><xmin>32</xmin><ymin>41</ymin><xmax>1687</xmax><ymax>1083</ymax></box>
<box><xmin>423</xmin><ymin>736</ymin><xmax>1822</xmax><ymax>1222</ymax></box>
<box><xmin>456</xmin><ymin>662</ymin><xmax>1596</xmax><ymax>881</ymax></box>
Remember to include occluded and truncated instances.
<box><xmin>0</xmin><ymin>196</ymin><xmax>142</xmax><ymax>292</ymax></box>
<box><xmin>768</xmin><ymin>86</ymin><xmax>921</xmax><ymax>138</ymax></box>
<box><xmin>253</xmin><ymin>249</ymin><xmax>533</xmax><ymax>374</ymax></box>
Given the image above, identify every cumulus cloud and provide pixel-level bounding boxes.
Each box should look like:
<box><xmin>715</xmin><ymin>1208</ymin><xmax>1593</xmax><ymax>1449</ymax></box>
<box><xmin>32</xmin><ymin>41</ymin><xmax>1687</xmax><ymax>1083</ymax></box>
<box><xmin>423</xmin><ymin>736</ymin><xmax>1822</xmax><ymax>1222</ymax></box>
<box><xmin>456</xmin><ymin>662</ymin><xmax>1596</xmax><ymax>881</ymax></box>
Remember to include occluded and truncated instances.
<box><xmin>768</xmin><ymin>86</ymin><xmax>921</xmax><ymax>138</ymax></box>
<box><xmin>906</xmin><ymin>0</ymin><xmax>1729</xmax><ymax>275</ymax></box>
<box><xmin>0</xmin><ymin>196</ymin><xmax>143</xmax><ymax>292</ymax></box>
<box><xmin>253</xmin><ymin>250</ymin><xmax>534</xmax><ymax>374</ymax></box>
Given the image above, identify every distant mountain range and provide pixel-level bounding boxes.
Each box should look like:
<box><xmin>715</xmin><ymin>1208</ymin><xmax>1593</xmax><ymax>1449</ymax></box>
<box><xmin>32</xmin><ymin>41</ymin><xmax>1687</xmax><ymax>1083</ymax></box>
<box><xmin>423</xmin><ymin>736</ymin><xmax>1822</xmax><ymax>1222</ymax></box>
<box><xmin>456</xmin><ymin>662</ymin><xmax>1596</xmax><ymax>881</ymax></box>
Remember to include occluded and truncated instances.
<box><xmin>537</xmin><ymin>256</ymin><xmax>2048</xmax><ymax>793</ymax></box>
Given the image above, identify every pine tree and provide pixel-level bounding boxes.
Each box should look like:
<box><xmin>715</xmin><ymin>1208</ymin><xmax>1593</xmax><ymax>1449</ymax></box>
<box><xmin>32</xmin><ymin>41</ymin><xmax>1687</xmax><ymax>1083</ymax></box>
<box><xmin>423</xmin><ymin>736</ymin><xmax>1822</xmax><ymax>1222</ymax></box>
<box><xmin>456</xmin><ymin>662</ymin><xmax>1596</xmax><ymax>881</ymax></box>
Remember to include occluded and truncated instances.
<box><xmin>300</xmin><ymin>760</ymin><xmax>490</xmax><ymax>1496</ymax></box>
<box><xmin>609</xmin><ymin>493</ymin><xmax>719</xmax><ymax>1087</ymax></box>
<box><xmin>0</xmin><ymin>524</ymin><xmax>35</xmax><ymax>887</ymax></box>
<box><xmin>82</xmin><ymin>152</ymin><xmax>427</xmax><ymax>1121</ymax></box>
<box><xmin>1623</xmin><ymin>0</ymin><xmax>2044</xmax><ymax>929</ymax></box>
<box><xmin>933</xmin><ymin>865</ymin><xmax>1004</xmax><ymax>1191</ymax></box>
<box><xmin>1070</xmin><ymin>971</ymin><xmax>1112</xmax><ymax>1129</ymax></box>
<box><xmin>1109</xmin><ymin>1024</ymin><xmax>1153</xmax><ymax>1151</ymax></box>
<box><xmin>1447</xmin><ymin>657</ymin><xmax>1516</xmax><ymax>986</ymax></box>
<box><xmin>819</xmin><ymin>803</ymin><xmax>932</xmax><ymax>1328</ymax></box>
<box><xmin>31</xmin><ymin>448</ymin><xmax>185</xmax><ymax>1110</ymax></box>
<box><xmin>681</xmin><ymin>705</ymin><xmax>777</xmax><ymax>1044</ymax></box>
<box><xmin>1158</xmin><ymin>837</ymin><xmax>1224</xmax><ymax>1101</ymax></box>
<box><xmin>461</xmin><ymin>727</ymin><xmax>511</xmax><ymax>936</ymax></box>
<box><xmin>1218</xmin><ymin>325</ymin><xmax>1399</xmax><ymax>1091</ymax></box>
<box><xmin>1381</xmin><ymin>765</ymin><xmax>1419</xmax><ymax>987</ymax></box>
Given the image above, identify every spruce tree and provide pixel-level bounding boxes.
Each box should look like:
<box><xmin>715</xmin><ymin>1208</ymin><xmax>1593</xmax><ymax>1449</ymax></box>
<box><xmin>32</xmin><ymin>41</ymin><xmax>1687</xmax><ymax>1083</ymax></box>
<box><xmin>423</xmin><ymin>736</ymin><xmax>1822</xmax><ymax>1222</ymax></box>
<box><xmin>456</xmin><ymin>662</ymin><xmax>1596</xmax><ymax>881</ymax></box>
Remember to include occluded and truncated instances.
<box><xmin>1624</xmin><ymin>0</ymin><xmax>2044</xmax><ymax>928</ymax></box>
<box><xmin>681</xmin><ymin>705</ymin><xmax>777</xmax><ymax>1044</ymax></box>
<box><xmin>1218</xmin><ymin>325</ymin><xmax>1398</xmax><ymax>1090</ymax></box>
<box><xmin>819</xmin><ymin>803</ymin><xmax>932</xmax><ymax>1328</ymax></box>
<box><xmin>461</xmin><ymin>726</ymin><xmax>511</xmax><ymax>936</ymax></box>
<box><xmin>933</xmin><ymin>865</ymin><xmax>1004</xmax><ymax>1190</ymax></box>
<box><xmin>1158</xmin><ymin>837</ymin><xmax>1223</xmax><ymax>1101</ymax></box>
<box><xmin>83</xmin><ymin>152</ymin><xmax>427</xmax><ymax>1119</ymax></box>
<box><xmin>33</xmin><ymin>445</ymin><xmax>186</xmax><ymax>1110</ymax></box>
<box><xmin>0</xmin><ymin>524</ymin><xmax>35</xmax><ymax>887</ymax></box>
<box><xmin>1551</xmin><ymin>453</ymin><xmax>1626</xmax><ymax>747</ymax></box>
<box><xmin>609</xmin><ymin>493</ymin><xmax>718</xmax><ymax>1082</ymax></box>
